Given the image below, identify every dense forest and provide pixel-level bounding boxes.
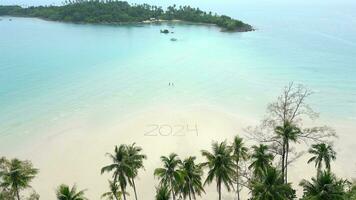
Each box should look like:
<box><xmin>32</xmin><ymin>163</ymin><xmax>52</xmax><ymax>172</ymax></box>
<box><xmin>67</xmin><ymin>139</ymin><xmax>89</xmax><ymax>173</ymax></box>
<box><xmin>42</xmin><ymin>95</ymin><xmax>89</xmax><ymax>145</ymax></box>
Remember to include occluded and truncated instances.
<box><xmin>1</xmin><ymin>84</ymin><xmax>356</xmax><ymax>200</ymax></box>
<box><xmin>0</xmin><ymin>0</ymin><xmax>253</xmax><ymax>32</ymax></box>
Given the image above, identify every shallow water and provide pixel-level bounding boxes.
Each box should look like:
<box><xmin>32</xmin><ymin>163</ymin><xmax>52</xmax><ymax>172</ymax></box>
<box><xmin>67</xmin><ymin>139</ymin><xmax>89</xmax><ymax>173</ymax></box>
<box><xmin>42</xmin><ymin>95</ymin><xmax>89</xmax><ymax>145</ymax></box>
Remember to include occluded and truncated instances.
<box><xmin>1</xmin><ymin>3</ymin><xmax>356</xmax><ymax>146</ymax></box>
<box><xmin>1</xmin><ymin>1</ymin><xmax>356</xmax><ymax>199</ymax></box>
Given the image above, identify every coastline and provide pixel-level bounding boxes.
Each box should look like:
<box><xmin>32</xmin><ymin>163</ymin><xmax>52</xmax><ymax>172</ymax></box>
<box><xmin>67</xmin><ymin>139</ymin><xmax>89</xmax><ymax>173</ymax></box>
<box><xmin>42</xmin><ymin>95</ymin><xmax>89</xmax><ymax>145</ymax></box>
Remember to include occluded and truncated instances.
<box><xmin>6</xmin><ymin>103</ymin><xmax>355</xmax><ymax>199</ymax></box>
<box><xmin>0</xmin><ymin>15</ymin><xmax>255</xmax><ymax>32</ymax></box>
<box><xmin>12</xmin><ymin>104</ymin><xmax>256</xmax><ymax>199</ymax></box>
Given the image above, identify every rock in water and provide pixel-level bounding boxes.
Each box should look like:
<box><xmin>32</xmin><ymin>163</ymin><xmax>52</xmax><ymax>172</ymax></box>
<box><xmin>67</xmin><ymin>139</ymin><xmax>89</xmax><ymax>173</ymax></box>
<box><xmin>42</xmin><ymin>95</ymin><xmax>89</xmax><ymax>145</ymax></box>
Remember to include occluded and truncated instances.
<box><xmin>160</xmin><ymin>29</ymin><xmax>169</xmax><ymax>34</ymax></box>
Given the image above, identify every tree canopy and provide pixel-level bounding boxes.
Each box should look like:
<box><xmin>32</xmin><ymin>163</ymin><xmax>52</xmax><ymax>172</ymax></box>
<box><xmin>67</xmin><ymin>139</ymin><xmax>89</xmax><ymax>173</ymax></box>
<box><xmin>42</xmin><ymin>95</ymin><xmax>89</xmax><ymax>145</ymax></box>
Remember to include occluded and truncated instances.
<box><xmin>0</xmin><ymin>0</ymin><xmax>253</xmax><ymax>32</ymax></box>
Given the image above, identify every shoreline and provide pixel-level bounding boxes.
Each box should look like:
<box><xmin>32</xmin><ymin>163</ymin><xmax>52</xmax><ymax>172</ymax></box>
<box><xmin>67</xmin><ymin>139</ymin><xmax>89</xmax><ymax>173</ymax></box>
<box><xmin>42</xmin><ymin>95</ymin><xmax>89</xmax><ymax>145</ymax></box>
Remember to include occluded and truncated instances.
<box><xmin>0</xmin><ymin>16</ymin><xmax>255</xmax><ymax>32</ymax></box>
<box><xmin>4</xmin><ymin>103</ymin><xmax>355</xmax><ymax>199</ymax></box>
<box><xmin>10</xmin><ymin>104</ymin><xmax>256</xmax><ymax>199</ymax></box>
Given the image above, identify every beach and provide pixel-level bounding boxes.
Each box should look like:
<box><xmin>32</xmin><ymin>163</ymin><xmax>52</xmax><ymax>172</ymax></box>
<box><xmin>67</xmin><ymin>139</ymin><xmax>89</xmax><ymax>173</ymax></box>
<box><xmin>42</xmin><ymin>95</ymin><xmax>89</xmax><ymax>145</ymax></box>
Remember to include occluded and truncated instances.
<box><xmin>2</xmin><ymin>103</ymin><xmax>353</xmax><ymax>199</ymax></box>
<box><xmin>7</xmin><ymin>104</ymin><xmax>254</xmax><ymax>199</ymax></box>
<box><xmin>1</xmin><ymin>1</ymin><xmax>356</xmax><ymax>198</ymax></box>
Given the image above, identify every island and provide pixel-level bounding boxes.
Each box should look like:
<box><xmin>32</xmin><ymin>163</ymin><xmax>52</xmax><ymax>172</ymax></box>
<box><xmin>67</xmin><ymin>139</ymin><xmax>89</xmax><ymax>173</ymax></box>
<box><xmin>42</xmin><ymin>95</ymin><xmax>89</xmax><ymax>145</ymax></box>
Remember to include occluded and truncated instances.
<box><xmin>0</xmin><ymin>1</ymin><xmax>254</xmax><ymax>32</ymax></box>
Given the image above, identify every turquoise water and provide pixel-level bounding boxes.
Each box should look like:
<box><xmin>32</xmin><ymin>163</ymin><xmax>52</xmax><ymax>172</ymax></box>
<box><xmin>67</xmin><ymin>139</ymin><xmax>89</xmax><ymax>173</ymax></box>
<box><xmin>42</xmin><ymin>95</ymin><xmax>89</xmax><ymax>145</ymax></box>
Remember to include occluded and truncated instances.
<box><xmin>1</xmin><ymin>2</ymin><xmax>356</xmax><ymax>151</ymax></box>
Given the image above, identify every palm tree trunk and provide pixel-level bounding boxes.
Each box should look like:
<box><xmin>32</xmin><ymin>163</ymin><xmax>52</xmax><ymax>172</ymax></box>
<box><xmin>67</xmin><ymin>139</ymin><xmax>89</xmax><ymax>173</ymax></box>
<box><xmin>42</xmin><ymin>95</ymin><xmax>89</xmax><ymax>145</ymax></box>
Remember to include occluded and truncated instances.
<box><xmin>13</xmin><ymin>185</ymin><xmax>20</xmax><ymax>200</ymax></box>
<box><xmin>16</xmin><ymin>189</ymin><xmax>20</xmax><ymax>200</ymax></box>
<box><xmin>285</xmin><ymin>142</ymin><xmax>289</xmax><ymax>183</ymax></box>
<box><xmin>218</xmin><ymin>180</ymin><xmax>222</xmax><ymax>200</ymax></box>
<box><xmin>170</xmin><ymin>180</ymin><xmax>176</xmax><ymax>200</ymax></box>
<box><xmin>236</xmin><ymin>164</ymin><xmax>240</xmax><ymax>200</ymax></box>
<box><xmin>317</xmin><ymin>163</ymin><xmax>322</xmax><ymax>176</ymax></box>
<box><xmin>121</xmin><ymin>185</ymin><xmax>127</xmax><ymax>200</ymax></box>
<box><xmin>281</xmin><ymin>141</ymin><xmax>286</xmax><ymax>183</ymax></box>
<box><xmin>131</xmin><ymin>178</ymin><xmax>138</xmax><ymax>200</ymax></box>
<box><xmin>188</xmin><ymin>182</ymin><xmax>192</xmax><ymax>200</ymax></box>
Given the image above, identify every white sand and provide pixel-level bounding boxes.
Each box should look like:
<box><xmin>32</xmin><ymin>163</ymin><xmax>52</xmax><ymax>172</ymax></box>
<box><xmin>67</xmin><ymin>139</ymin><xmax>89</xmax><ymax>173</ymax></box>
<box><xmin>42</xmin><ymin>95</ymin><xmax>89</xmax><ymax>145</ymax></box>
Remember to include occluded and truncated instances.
<box><xmin>6</xmin><ymin>104</ymin><xmax>356</xmax><ymax>199</ymax></box>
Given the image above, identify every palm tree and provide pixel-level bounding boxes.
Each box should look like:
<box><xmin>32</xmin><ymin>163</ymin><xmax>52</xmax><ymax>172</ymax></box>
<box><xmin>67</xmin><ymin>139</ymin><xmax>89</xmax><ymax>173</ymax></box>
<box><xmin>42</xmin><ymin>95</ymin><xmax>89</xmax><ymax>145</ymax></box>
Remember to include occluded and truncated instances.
<box><xmin>201</xmin><ymin>141</ymin><xmax>235</xmax><ymax>200</ymax></box>
<box><xmin>101</xmin><ymin>145</ymin><xmax>133</xmax><ymax>200</ymax></box>
<box><xmin>155</xmin><ymin>185</ymin><xmax>171</xmax><ymax>200</ymax></box>
<box><xmin>250</xmin><ymin>167</ymin><xmax>295</xmax><ymax>200</ymax></box>
<box><xmin>154</xmin><ymin>153</ymin><xmax>182</xmax><ymax>200</ymax></box>
<box><xmin>248</xmin><ymin>144</ymin><xmax>274</xmax><ymax>178</ymax></box>
<box><xmin>231</xmin><ymin>136</ymin><xmax>249</xmax><ymax>200</ymax></box>
<box><xmin>299</xmin><ymin>171</ymin><xmax>345</xmax><ymax>200</ymax></box>
<box><xmin>101</xmin><ymin>180</ymin><xmax>127</xmax><ymax>200</ymax></box>
<box><xmin>179</xmin><ymin>156</ymin><xmax>205</xmax><ymax>200</ymax></box>
<box><xmin>274</xmin><ymin>121</ymin><xmax>301</xmax><ymax>183</ymax></box>
<box><xmin>126</xmin><ymin>143</ymin><xmax>147</xmax><ymax>200</ymax></box>
<box><xmin>0</xmin><ymin>158</ymin><xmax>38</xmax><ymax>200</ymax></box>
<box><xmin>56</xmin><ymin>184</ymin><xmax>87</xmax><ymax>200</ymax></box>
<box><xmin>307</xmin><ymin>143</ymin><xmax>336</xmax><ymax>173</ymax></box>
<box><xmin>345</xmin><ymin>180</ymin><xmax>356</xmax><ymax>199</ymax></box>
<box><xmin>0</xmin><ymin>189</ymin><xmax>14</xmax><ymax>200</ymax></box>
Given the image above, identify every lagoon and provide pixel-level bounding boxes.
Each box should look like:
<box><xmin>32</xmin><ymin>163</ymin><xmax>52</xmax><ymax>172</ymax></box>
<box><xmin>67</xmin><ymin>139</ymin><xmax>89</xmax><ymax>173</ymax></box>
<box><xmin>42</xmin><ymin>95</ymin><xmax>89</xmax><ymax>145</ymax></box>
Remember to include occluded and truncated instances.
<box><xmin>1</xmin><ymin>1</ymin><xmax>356</xmax><ymax>199</ymax></box>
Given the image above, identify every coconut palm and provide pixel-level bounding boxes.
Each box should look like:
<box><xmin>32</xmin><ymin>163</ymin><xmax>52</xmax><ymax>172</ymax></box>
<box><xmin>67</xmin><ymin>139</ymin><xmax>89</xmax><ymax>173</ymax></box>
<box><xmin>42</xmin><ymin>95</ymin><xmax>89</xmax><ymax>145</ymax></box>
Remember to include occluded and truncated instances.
<box><xmin>55</xmin><ymin>184</ymin><xmax>87</xmax><ymax>200</ymax></box>
<box><xmin>154</xmin><ymin>153</ymin><xmax>182</xmax><ymax>200</ymax></box>
<box><xmin>179</xmin><ymin>156</ymin><xmax>205</xmax><ymax>200</ymax></box>
<box><xmin>101</xmin><ymin>145</ymin><xmax>133</xmax><ymax>200</ymax></box>
<box><xmin>231</xmin><ymin>136</ymin><xmax>249</xmax><ymax>200</ymax></box>
<box><xmin>201</xmin><ymin>141</ymin><xmax>235</xmax><ymax>200</ymax></box>
<box><xmin>249</xmin><ymin>144</ymin><xmax>274</xmax><ymax>178</ymax></box>
<box><xmin>101</xmin><ymin>180</ymin><xmax>127</xmax><ymax>200</ymax></box>
<box><xmin>307</xmin><ymin>143</ymin><xmax>336</xmax><ymax>173</ymax></box>
<box><xmin>250</xmin><ymin>167</ymin><xmax>295</xmax><ymax>200</ymax></box>
<box><xmin>299</xmin><ymin>171</ymin><xmax>345</xmax><ymax>200</ymax></box>
<box><xmin>155</xmin><ymin>185</ymin><xmax>171</xmax><ymax>200</ymax></box>
<box><xmin>126</xmin><ymin>143</ymin><xmax>147</xmax><ymax>200</ymax></box>
<box><xmin>274</xmin><ymin>121</ymin><xmax>301</xmax><ymax>183</ymax></box>
<box><xmin>0</xmin><ymin>189</ymin><xmax>14</xmax><ymax>200</ymax></box>
<box><xmin>0</xmin><ymin>158</ymin><xmax>38</xmax><ymax>200</ymax></box>
<box><xmin>345</xmin><ymin>180</ymin><xmax>356</xmax><ymax>199</ymax></box>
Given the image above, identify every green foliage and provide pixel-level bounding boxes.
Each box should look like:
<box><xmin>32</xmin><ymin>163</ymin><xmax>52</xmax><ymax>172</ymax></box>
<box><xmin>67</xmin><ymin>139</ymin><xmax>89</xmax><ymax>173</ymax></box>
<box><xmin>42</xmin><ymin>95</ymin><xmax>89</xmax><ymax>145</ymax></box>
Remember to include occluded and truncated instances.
<box><xmin>275</xmin><ymin>120</ymin><xmax>302</xmax><ymax>183</ymax></box>
<box><xmin>232</xmin><ymin>136</ymin><xmax>249</xmax><ymax>200</ymax></box>
<box><xmin>0</xmin><ymin>157</ymin><xmax>38</xmax><ymax>200</ymax></box>
<box><xmin>155</xmin><ymin>185</ymin><xmax>170</xmax><ymax>200</ymax></box>
<box><xmin>0</xmin><ymin>1</ymin><xmax>253</xmax><ymax>32</ymax></box>
<box><xmin>154</xmin><ymin>153</ymin><xmax>182</xmax><ymax>200</ymax></box>
<box><xmin>101</xmin><ymin>143</ymin><xmax>145</xmax><ymax>200</ymax></box>
<box><xmin>101</xmin><ymin>180</ymin><xmax>126</xmax><ymax>200</ymax></box>
<box><xmin>178</xmin><ymin>156</ymin><xmax>205</xmax><ymax>200</ymax></box>
<box><xmin>250</xmin><ymin>167</ymin><xmax>296</xmax><ymax>200</ymax></box>
<box><xmin>201</xmin><ymin>141</ymin><xmax>235</xmax><ymax>200</ymax></box>
<box><xmin>56</xmin><ymin>184</ymin><xmax>87</xmax><ymax>200</ymax></box>
<box><xmin>345</xmin><ymin>181</ymin><xmax>356</xmax><ymax>200</ymax></box>
<box><xmin>26</xmin><ymin>190</ymin><xmax>40</xmax><ymax>200</ymax></box>
<box><xmin>0</xmin><ymin>85</ymin><xmax>353</xmax><ymax>200</ymax></box>
<box><xmin>299</xmin><ymin>171</ymin><xmax>346</xmax><ymax>200</ymax></box>
<box><xmin>126</xmin><ymin>143</ymin><xmax>146</xmax><ymax>200</ymax></box>
<box><xmin>0</xmin><ymin>189</ymin><xmax>15</xmax><ymax>200</ymax></box>
<box><xmin>307</xmin><ymin>143</ymin><xmax>336</xmax><ymax>172</ymax></box>
<box><xmin>249</xmin><ymin>144</ymin><xmax>274</xmax><ymax>178</ymax></box>
<box><xmin>101</xmin><ymin>145</ymin><xmax>133</xmax><ymax>200</ymax></box>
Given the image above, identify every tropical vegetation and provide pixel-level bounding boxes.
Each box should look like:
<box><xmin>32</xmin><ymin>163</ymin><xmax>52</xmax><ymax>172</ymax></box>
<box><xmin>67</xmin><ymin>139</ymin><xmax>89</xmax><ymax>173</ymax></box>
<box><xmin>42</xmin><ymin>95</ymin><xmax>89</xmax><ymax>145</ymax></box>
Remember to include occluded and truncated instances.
<box><xmin>1</xmin><ymin>84</ymin><xmax>355</xmax><ymax>199</ymax></box>
<box><xmin>0</xmin><ymin>1</ymin><xmax>253</xmax><ymax>32</ymax></box>
<box><xmin>55</xmin><ymin>184</ymin><xmax>87</xmax><ymax>200</ymax></box>
<box><xmin>0</xmin><ymin>157</ymin><xmax>38</xmax><ymax>200</ymax></box>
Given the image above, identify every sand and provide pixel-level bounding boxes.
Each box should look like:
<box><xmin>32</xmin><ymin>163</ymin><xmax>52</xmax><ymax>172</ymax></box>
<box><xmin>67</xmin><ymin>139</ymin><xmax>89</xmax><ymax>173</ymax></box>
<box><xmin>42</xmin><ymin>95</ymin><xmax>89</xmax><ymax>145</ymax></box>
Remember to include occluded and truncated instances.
<box><xmin>4</xmin><ymin>104</ymin><xmax>356</xmax><ymax>199</ymax></box>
